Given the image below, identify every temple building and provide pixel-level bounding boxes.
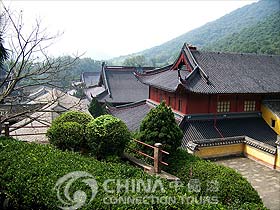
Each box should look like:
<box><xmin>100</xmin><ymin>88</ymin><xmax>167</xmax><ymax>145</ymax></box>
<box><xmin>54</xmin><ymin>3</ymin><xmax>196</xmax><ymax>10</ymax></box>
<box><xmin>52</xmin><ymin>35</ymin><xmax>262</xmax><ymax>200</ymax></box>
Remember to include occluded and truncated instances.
<box><xmin>108</xmin><ymin>43</ymin><xmax>280</xmax><ymax>169</ymax></box>
<box><xmin>83</xmin><ymin>63</ymin><xmax>154</xmax><ymax>106</ymax></box>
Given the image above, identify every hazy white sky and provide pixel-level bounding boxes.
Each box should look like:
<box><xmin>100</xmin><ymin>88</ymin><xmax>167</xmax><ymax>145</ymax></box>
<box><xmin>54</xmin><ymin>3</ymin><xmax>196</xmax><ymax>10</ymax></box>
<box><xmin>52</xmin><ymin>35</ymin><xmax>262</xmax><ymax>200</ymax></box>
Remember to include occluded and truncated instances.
<box><xmin>3</xmin><ymin>0</ymin><xmax>257</xmax><ymax>59</ymax></box>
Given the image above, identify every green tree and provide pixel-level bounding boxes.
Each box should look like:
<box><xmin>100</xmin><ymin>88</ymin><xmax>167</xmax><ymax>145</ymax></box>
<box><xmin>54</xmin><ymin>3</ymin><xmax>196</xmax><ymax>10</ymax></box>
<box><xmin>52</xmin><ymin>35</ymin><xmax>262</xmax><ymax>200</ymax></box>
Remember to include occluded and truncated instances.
<box><xmin>123</xmin><ymin>55</ymin><xmax>146</xmax><ymax>66</ymax></box>
<box><xmin>139</xmin><ymin>101</ymin><xmax>183</xmax><ymax>152</ymax></box>
<box><xmin>88</xmin><ymin>97</ymin><xmax>106</xmax><ymax>117</ymax></box>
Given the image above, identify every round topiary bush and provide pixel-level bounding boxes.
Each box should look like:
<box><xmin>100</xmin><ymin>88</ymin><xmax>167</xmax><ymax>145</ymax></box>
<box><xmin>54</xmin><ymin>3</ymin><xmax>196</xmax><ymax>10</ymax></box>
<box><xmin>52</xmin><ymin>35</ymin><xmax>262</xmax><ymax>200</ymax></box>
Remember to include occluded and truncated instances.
<box><xmin>86</xmin><ymin>115</ymin><xmax>131</xmax><ymax>159</ymax></box>
<box><xmin>47</xmin><ymin>122</ymin><xmax>84</xmax><ymax>151</ymax></box>
<box><xmin>52</xmin><ymin>110</ymin><xmax>93</xmax><ymax>127</ymax></box>
<box><xmin>47</xmin><ymin>111</ymin><xmax>93</xmax><ymax>151</ymax></box>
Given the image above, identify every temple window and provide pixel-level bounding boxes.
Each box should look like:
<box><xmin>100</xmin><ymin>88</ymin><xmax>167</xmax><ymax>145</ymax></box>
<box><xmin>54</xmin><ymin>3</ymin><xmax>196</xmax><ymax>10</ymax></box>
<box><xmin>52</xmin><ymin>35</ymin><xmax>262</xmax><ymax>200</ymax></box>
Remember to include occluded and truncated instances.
<box><xmin>271</xmin><ymin>119</ymin><xmax>276</xmax><ymax>128</ymax></box>
<box><xmin>244</xmin><ymin>100</ymin><xmax>256</xmax><ymax>112</ymax></box>
<box><xmin>217</xmin><ymin>101</ymin><xmax>230</xmax><ymax>113</ymax></box>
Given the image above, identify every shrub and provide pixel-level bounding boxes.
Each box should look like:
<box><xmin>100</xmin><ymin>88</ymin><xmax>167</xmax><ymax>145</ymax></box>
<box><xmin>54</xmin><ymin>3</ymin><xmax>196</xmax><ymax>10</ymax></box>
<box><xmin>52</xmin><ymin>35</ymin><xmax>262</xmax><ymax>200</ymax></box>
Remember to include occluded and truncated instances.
<box><xmin>52</xmin><ymin>111</ymin><xmax>93</xmax><ymax>127</ymax></box>
<box><xmin>47</xmin><ymin>111</ymin><xmax>93</xmax><ymax>151</ymax></box>
<box><xmin>139</xmin><ymin>102</ymin><xmax>183</xmax><ymax>152</ymax></box>
<box><xmin>0</xmin><ymin>137</ymin><xmax>193</xmax><ymax>210</ymax></box>
<box><xmin>88</xmin><ymin>97</ymin><xmax>106</xmax><ymax>118</ymax></box>
<box><xmin>0</xmin><ymin>138</ymin><xmax>266</xmax><ymax>210</ymax></box>
<box><xmin>164</xmin><ymin>149</ymin><xmax>263</xmax><ymax>207</ymax></box>
<box><xmin>47</xmin><ymin>122</ymin><xmax>84</xmax><ymax>151</ymax></box>
<box><xmin>190</xmin><ymin>160</ymin><xmax>262</xmax><ymax>206</ymax></box>
<box><xmin>86</xmin><ymin>115</ymin><xmax>130</xmax><ymax>159</ymax></box>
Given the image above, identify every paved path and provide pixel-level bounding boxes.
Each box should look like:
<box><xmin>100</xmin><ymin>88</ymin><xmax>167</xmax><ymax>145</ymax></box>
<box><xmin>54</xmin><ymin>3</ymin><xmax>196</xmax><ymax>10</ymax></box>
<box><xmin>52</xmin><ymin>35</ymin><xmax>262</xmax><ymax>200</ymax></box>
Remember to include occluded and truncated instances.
<box><xmin>214</xmin><ymin>157</ymin><xmax>280</xmax><ymax>210</ymax></box>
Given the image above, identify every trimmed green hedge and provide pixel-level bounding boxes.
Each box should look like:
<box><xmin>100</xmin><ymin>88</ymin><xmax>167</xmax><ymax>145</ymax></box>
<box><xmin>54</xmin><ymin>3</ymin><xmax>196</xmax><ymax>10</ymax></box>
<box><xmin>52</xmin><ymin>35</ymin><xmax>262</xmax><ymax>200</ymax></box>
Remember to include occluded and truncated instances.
<box><xmin>86</xmin><ymin>115</ymin><xmax>131</xmax><ymax>160</ymax></box>
<box><xmin>0</xmin><ymin>137</ymin><xmax>236</xmax><ymax>210</ymax></box>
<box><xmin>164</xmin><ymin>149</ymin><xmax>265</xmax><ymax>208</ymax></box>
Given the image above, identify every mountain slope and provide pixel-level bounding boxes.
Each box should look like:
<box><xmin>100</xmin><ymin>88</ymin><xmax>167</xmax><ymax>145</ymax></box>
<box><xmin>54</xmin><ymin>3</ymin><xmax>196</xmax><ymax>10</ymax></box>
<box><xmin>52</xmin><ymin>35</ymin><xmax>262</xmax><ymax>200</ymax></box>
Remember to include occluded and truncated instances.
<box><xmin>110</xmin><ymin>0</ymin><xmax>280</xmax><ymax>66</ymax></box>
<box><xmin>204</xmin><ymin>12</ymin><xmax>280</xmax><ymax>54</ymax></box>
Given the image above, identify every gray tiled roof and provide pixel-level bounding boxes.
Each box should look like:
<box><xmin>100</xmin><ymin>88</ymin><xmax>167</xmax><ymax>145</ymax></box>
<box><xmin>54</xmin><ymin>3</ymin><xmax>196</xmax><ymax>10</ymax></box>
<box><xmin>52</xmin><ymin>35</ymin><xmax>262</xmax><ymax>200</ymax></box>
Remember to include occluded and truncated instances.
<box><xmin>108</xmin><ymin>99</ymin><xmax>185</xmax><ymax>131</ymax></box>
<box><xmin>180</xmin><ymin>116</ymin><xmax>278</xmax><ymax>148</ymax></box>
<box><xmin>262</xmin><ymin>100</ymin><xmax>280</xmax><ymax>118</ymax></box>
<box><xmin>137</xmin><ymin>69</ymin><xmax>190</xmax><ymax>92</ymax></box>
<box><xmin>97</xmin><ymin>66</ymin><xmax>150</xmax><ymax>104</ymax></box>
<box><xmin>81</xmin><ymin>72</ymin><xmax>100</xmax><ymax>87</ymax></box>
<box><xmin>108</xmin><ymin>100</ymin><xmax>152</xmax><ymax>131</ymax></box>
<box><xmin>137</xmin><ymin>44</ymin><xmax>280</xmax><ymax>94</ymax></box>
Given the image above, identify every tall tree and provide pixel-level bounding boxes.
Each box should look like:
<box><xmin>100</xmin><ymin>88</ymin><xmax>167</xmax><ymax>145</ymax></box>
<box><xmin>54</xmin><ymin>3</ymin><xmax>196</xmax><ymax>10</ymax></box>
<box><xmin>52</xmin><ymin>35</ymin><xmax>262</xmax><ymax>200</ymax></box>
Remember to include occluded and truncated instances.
<box><xmin>139</xmin><ymin>102</ymin><xmax>183</xmax><ymax>153</ymax></box>
<box><xmin>88</xmin><ymin>97</ymin><xmax>106</xmax><ymax>118</ymax></box>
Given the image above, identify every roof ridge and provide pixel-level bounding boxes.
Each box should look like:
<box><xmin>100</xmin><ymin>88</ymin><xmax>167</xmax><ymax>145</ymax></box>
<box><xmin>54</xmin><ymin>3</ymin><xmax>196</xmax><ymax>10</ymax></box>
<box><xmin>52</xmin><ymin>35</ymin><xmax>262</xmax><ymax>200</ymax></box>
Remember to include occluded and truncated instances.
<box><xmin>102</xmin><ymin>64</ymin><xmax>111</xmax><ymax>97</ymax></box>
<box><xmin>198</xmin><ymin>50</ymin><xmax>280</xmax><ymax>57</ymax></box>
<box><xmin>134</xmin><ymin>64</ymin><xmax>172</xmax><ymax>76</ymax></box>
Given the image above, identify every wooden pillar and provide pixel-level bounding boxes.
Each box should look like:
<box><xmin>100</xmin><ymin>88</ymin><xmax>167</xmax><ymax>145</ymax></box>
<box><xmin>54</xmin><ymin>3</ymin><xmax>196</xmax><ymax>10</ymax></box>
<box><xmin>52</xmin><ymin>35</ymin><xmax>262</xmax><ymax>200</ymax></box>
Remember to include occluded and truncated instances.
<box><xmin>154</xmin><ymin>143</ymin><xmax>162</xmax><ymax>173</ymax></box>
<box><xmin>4</xmin><ymin>122</ymin><xmax>9</xmax><ymax>137</ymax></box>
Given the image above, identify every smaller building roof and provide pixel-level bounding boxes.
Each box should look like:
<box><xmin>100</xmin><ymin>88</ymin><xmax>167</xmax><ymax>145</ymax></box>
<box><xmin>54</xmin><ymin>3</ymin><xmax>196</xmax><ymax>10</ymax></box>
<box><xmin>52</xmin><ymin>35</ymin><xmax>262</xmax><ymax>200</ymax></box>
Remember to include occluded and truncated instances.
<box><xmin>108</xmin><ymin>99</ymin><xmax>184</xmax><ymax>131</ymax></box>
<box><xmin>180</xmin><ymin>114</ymin><xmax>278</xmax><ymax>148</ymax></box>
<box><xmin>108</xmin><ymin>100</ymin><xmax>153</xmax><ymax>131</ymax></box>
<box><xmin>81</xmin><ymin>72</ymin><xmax>100</xmax><ymax>88</ymax></box>
<box><xmin>96</xmin><ymin>65</ymin><xmax>153</xmax><ymax>105</ymax></box>
<box><xmin>11</xmin><ymin>88</ymin><xmax>89</xmax><ymax>143</ymax></box>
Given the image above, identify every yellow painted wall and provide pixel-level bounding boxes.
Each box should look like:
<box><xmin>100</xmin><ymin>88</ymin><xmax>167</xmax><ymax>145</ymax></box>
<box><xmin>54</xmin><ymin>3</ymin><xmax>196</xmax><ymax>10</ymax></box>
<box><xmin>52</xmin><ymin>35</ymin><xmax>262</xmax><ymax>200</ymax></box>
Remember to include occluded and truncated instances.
<box><xmin>244</xmin><ymin>144</ymin><xmax>275</xmax><ymax>167</ymax></box>
<box><xmin>195</xmin><ymin>144</ymin><xmax>244</xmax><ymax>159</ymax></box>
<box><xmin>261</xmin><ymin>104</ymin><xmax>280</xmax><ymax>135</ymax></box>
<box><xmin>276</xmin><ymin>150</ymin><xmax>280</xmax><ymax>170</ymax></box>
<box><xmin>194</xmin><ymin>143</ymin><xmax>280</xmax><ymax>170</ymax></box>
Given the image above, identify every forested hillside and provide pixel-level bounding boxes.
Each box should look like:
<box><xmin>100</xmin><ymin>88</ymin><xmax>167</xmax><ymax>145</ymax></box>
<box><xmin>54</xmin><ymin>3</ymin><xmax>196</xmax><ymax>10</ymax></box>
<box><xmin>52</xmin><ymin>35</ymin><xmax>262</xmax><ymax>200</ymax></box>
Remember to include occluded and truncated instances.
<box><xmin>204</xmin><ymin>13</ymin><xmax>280</xmax><ymax>54</ymax></box>
<box><xmin>110</xmin><ymin>0</ymin><xmax>280</xmax><ymax>66</ymax></box>
<box><xmin>56</xmin><ymin>57</ymin><xmax>102</xmax><ymax>88</ymax></box>
<box><xmin>12</xmin><ymin>57</ymin><xmax>102</xmax><ymax>90</ymax></box>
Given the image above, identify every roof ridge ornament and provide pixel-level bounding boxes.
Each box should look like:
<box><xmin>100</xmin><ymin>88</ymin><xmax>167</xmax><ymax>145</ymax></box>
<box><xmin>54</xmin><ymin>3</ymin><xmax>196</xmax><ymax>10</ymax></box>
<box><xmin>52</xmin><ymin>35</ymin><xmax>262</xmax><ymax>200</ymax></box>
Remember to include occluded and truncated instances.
<box><xmin>184</xmin><ymin>44</ymin><xmax>210</xmax><ymax>83</ymax></box>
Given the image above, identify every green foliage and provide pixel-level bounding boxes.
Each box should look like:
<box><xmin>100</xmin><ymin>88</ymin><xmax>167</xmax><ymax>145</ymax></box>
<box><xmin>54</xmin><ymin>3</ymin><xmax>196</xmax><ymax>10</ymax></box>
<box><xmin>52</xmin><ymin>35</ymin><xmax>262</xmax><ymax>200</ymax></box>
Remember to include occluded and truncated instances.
<box><xmin>163</xmin><ymin>149</ymin><xmax>264</xmax><ymax>208</ymax></box>
<box><xmin>86</xmin><ymin>115</ymin><xmax>131</xmax><ymax>159</ymax></box>
<box><xmin>47</xmin><ymin>111</ymin><xmax>93</xmax><ymax>151</ymax></box>
<box><xmin>54</xmin><ymin>57</ymin><xmax>102</xmax><ymax>89</ymax></box>
<box><xmin>0</xmin><ymin>138</ymin><xmax>266</xmax><ymax>209</ymax></box>
<box><xmin>0</xmin><ymin>137</ymin><xmax>195</xmax><ymax>210</ymax></box>
<box><xmin>205</xmin><ymin>12</ymin><xmax>280</xmax><ymax>55</ymax></box>
<box><xmin>88</xmin><ymin>98</ymin><xmax>106</xmax><ymax>118</ymax></box>
<box><xmin>46</xmin><ymin>122</ymin><xmax>84</xmax><ymax>151</ymax></box>
<box><xmin>191</xmin><ymin>160</ymin><xmax>262</xmax><ymax>206</ymax></box>
<box><xmin>52</xmin><ymin>111</ymin><xmax>93</xmax><ymax>127</ymax></box>
<box><xmin>123</xmin><ymin>55</ymin><xmax>146</xmax><ymax>67</ymax></box>
<box><xmin>139</xmin><ymin>102</ymin><xmax>183</xmax><ymax>152</ymax></box>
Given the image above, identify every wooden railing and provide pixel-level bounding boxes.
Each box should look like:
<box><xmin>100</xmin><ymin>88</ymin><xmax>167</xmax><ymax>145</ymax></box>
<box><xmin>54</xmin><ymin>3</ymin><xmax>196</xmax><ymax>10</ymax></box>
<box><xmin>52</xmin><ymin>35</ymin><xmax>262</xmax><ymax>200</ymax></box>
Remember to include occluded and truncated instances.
<box><xmin>129</xmin><ymin>139</ymin><xmax>169</xmax><ymax>173</ymax></box>
<box><xmin>1</xmin><ymin>122</ymin><xmax>49</xmax><ymax>137</ymax></box>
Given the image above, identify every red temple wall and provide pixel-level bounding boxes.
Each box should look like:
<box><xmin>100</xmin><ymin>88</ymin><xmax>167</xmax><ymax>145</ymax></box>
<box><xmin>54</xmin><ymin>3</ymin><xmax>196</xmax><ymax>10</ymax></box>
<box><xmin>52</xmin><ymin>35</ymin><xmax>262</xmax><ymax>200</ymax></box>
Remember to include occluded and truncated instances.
<box><xmin>149</xmin><ymin>87</ymin><xmax>262</xmax><ymax>114</ymax></box>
